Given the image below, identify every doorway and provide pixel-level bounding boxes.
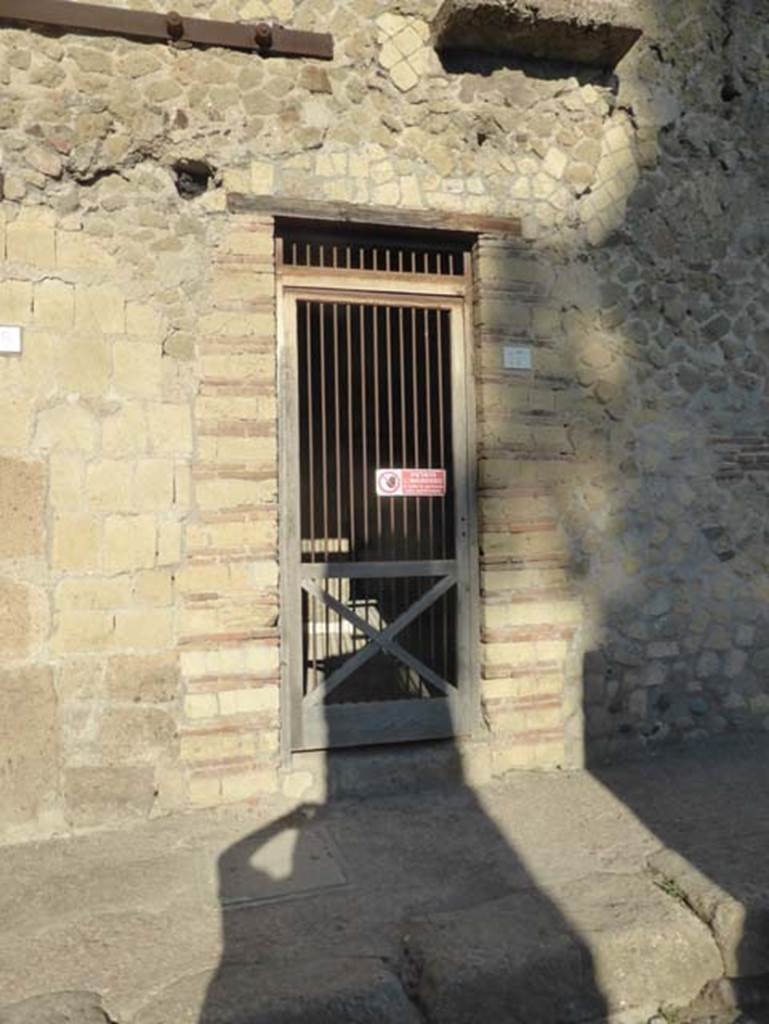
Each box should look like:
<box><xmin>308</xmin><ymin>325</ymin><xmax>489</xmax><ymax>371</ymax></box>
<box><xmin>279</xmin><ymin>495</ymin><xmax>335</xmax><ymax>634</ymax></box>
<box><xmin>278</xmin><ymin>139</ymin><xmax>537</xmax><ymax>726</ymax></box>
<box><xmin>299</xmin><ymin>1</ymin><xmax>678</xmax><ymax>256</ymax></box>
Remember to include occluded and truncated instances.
<box><xmin>278</xmin><ymin>225</ymin><xmax>478</xmax><ymax>752</ymax></box>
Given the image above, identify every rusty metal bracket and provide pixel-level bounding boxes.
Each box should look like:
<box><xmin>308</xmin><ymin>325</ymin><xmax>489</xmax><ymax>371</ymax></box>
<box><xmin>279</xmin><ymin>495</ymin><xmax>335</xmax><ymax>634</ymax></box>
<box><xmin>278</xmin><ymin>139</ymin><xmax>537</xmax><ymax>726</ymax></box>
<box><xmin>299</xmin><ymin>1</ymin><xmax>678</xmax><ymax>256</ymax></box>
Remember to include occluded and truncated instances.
<box><xmin>0</xmin><ymin>0</ymin><xmax>333</xmax><ymax>59</ymax></box>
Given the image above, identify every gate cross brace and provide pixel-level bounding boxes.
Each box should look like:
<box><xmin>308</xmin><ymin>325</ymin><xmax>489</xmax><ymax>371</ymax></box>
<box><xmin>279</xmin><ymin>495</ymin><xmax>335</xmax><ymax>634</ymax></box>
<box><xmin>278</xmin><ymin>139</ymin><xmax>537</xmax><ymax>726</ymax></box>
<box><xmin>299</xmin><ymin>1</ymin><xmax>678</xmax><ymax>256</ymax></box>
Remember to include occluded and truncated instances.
<box><xmin>302</xmin><ymin>574</ymin><xmax>456</xmax><ymax>705</ymax></box>
<box><xmin>0</xmin><ymin>0</ymin><xmax>333</xmax><ymax>60</ymax></box>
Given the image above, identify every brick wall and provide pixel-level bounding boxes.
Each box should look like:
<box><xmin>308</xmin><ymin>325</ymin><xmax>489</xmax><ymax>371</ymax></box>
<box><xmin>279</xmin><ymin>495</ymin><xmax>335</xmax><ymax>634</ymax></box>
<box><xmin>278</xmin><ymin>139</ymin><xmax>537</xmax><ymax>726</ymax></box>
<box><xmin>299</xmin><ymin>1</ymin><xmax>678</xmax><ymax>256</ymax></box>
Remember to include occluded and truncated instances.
<box><xmin>178</xmin><ymin>216</ymin><xmax>283</xmax><ymax>805</ymax></box>
<box><xmin>474</xmin><ymin>238</ymin><xmax>582</xmax><ymax>770</ymax></box>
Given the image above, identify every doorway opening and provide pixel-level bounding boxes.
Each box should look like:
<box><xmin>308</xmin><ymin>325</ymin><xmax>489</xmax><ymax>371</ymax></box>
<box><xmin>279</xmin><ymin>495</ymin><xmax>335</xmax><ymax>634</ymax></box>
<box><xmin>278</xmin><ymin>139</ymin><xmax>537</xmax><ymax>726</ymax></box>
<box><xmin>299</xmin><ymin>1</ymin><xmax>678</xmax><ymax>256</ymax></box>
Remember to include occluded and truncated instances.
<box><xmin>278</xmin><ymin>224</ymin><xmax>479</xmax><ymax>753</ymax></box>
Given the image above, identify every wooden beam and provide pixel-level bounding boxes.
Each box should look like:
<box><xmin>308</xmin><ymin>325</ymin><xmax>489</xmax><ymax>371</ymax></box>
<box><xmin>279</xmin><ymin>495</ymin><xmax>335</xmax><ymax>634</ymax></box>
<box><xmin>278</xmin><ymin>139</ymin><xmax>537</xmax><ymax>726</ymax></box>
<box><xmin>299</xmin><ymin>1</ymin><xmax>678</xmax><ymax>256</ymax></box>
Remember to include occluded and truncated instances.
<box><xmin>300</xmin><ymin>700</ymin><xmax>456</xmax><ymax>750</ymax></box>
<box><xmin>300</xmin><ymin>559</ymin><xmax>458</xmax><ymax>579</ymax></box>
<box><xmin>228</xmin><ymin>193</ymin><xmax>522</xmax><ymax>238</ymax></box>
<box><xmin>0</xmin><ymin>0</ymin><xmax>333</xmax><ymax>59</ymax></box>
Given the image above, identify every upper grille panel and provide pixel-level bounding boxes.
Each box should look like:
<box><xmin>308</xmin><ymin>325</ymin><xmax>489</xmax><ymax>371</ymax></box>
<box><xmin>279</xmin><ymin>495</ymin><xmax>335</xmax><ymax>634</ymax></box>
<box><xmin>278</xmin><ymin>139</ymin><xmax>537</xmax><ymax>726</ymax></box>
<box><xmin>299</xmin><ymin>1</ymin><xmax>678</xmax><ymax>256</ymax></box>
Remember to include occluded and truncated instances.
<box><xmin>279</xmin><ymin>232</ymin><xmax>467</xmax><ymax>277</ymax></box>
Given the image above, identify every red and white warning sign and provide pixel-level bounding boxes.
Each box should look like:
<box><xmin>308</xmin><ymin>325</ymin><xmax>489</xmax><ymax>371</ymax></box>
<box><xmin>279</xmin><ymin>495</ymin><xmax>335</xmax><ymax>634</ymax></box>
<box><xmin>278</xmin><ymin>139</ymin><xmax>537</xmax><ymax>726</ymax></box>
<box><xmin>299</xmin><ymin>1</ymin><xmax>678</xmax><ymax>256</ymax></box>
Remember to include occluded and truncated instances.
<box><xmin>376</xmin><ymin>468</ymin><xmax>446</xmax><ymax>498</ymax></box>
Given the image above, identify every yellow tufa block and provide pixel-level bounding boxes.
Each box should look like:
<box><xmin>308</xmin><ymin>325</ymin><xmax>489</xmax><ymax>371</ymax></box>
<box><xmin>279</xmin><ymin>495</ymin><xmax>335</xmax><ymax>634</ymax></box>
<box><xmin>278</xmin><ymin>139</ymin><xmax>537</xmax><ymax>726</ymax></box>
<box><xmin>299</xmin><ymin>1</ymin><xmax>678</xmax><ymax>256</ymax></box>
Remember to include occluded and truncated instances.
<box><xmin>51</xmin><ymin>514</ymin><xmax>101</xmax><ymax>571</ymax></box>
<box><xmin>33</xmin><ymin>280</ymin><xmax>74</xmax><ymax>328</ymax></box>
<box><xmin>74</xmin><ymin>284</ymin><xmax>126</xmax><ymax>334</ymax></box>
<box><xmin>113</xmin><ymin>608</ymin><xmax>174</xmax><ymax>649</ymax></box>
<box><xmin>7</xmin><ymin>210</ymin><xmax>56</xmax><ymax>269</ymax></box>
<box><xmin>0</xmin><ymin>280</ymin><xmax>33</xmax><ymax>323</ymax></box>
<box><xmin>147</xmin><ymin>404</ymin><xmax>193</xmax><ymax>455</ymax></box>
<box><xmin>104</xmin><ymin>515</ymin><xmax>157</xmax><ymax>573</ymax></box>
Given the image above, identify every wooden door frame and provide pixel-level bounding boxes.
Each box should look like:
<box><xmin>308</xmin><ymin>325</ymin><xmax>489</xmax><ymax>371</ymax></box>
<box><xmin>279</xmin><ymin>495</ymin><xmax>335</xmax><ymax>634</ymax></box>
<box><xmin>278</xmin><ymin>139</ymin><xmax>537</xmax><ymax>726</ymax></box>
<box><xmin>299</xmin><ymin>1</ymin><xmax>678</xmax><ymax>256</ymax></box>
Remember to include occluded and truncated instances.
<box><xmin>276</xmin><ymin>250</ymin><xmax>481</xmax><ymax>765</ymax></box>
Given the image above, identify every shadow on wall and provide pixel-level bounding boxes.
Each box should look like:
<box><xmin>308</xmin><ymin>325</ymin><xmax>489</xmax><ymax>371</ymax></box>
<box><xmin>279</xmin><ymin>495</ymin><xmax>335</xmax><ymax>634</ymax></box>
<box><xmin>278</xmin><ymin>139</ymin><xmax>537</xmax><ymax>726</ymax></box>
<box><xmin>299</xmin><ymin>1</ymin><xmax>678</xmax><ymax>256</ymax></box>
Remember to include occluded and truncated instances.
<box><xmin>567</xmin><ymin>0</ymin><xmax>769</xmax><ymax>1016</ymax></box>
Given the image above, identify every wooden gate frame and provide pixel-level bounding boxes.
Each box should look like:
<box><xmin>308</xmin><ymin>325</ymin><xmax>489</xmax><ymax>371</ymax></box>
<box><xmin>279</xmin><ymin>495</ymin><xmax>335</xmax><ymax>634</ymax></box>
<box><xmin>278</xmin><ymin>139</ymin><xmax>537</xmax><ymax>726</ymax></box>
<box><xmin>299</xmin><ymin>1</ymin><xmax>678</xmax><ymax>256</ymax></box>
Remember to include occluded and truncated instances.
<box><xmin>276</xmin><ymin>241</ymin><xmax>481</xmax><ymax>761</ymax></box>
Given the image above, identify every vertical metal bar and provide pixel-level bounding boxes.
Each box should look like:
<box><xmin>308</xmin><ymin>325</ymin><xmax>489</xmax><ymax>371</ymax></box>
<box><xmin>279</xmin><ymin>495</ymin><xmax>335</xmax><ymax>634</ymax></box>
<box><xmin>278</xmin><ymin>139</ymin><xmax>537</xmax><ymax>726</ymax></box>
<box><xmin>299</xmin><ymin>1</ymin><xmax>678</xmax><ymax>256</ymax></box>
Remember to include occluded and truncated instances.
<box><xmin>357</xmin><ymin>304</ymin><xmax>369</xmax><ymax>639</ymax></box>
<box><xmin>411</xmin><ymin>305</ymin><xmax>421</xmax><ymax>552</ymax></box>
<box><xmin>398</xmin><ymin>306</ymin><xmax>408</xmax><ymax>551</ymax></box>
<box><xmin>437</xmin><ymin>307</ymin><xmax>448</xmax><ymax>680</ymax></box>
<box><xmin>411</xmin><ymin>306</ymin><xmax>422</xmax><ymax>667</ymax></box>
<box><xmin>373</xmin><ymin>305</ymin><xmax>382</xmax><ymax>548</ymax></box>
<box><xmin>333</xmin><ymin>303</ymin><xmax>343</xmax><ymax>664</ymax></box>
<box><xmin>425</xmin><ymin>308</ymin><xmax>434</xmax><ymax>539</ymax></box>
<box><xmin>359</xmin><ymin>305</ymin><xmax>369</xmax><ymax>551</ymax></box>
<box><xmin>305</xmin><ymin>303</ymin><xmax>319</xmax><ymax>694</ymax></box>
<box><xmin>398</xmin><ymin>305</ymin><xmax>408</xmax><ymax>671</ymax></box>
<box><xmin>318</xmin><ymin>303</ymin><xmax>330</xmax><ymax>667</ymax></box>
<box><xmin>346</xmin><ymin>304</ymin><xmax>356</xmax><ymax>558</ymax></box>
<box><xmin>386</xmin><ymin>306</ymin><xmax>396</xmax><ymax>539</ymax></box>
<box><xmin>424</xmin><ymin>308</ymin><xmax>435</xmax><ymax>673</ymax></box>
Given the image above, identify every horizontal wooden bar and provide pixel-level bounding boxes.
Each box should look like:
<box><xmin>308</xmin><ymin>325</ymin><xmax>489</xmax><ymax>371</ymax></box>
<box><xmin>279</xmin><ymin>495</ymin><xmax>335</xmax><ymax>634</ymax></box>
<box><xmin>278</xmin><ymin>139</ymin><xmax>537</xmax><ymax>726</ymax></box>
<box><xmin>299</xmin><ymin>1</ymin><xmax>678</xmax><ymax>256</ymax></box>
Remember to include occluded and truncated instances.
<box><xmin>228</xmin><ymin>194</ymin><xmax>522</xmax><ymax>238</ymax></box>
<box><xmin>282</xmin><ymin>283</ymin><xmax>466</xmax><ymax>307</ymax></box>
<box><xmin>300</xmin><ymin>699</ymin><xmax>456</xmax><ymax>751</ymax></box>
<box><xmin>278</xmin><ymin>264</ymin><xmax>468</xmax><ymax>294</ymax></box>
<box><xmin>0</xmin><ymin>0</ymin><xmax>333</xmax><ymax>59</ymax></box>
<box><xmin>300</xmin><ymin>559</ymin><xmax>456</xmax><ymax>579</ymax></box>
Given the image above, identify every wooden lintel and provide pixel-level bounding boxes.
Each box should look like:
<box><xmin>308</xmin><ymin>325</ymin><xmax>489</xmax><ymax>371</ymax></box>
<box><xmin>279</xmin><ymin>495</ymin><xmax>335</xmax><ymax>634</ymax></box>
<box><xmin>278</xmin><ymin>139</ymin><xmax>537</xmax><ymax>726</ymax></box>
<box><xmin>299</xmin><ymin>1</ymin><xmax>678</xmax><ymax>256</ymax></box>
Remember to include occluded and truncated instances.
<box><xmin>227</xmin><ymin>193</ymin><xmax>522</xmax><ymax>239</ymax></box>
<box><xmin>0</xmin><ymin>0</ymin><xmax>333</xmax><ymax>59</ymax></box>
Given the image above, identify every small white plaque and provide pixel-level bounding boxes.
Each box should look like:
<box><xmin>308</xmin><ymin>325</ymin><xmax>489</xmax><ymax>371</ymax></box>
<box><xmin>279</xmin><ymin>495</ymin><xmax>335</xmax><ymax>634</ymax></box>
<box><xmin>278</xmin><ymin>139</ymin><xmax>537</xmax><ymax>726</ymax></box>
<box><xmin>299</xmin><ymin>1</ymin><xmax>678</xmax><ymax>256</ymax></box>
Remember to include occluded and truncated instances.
<box><xmin>0</xmin><ymin>325</ymin><xmax>22</xmax><ymax>354</ymax></box>
<box><xmin>503</xmin><ymin>345</ymin><xmax>532</xmax><ymax>370</ymax></box>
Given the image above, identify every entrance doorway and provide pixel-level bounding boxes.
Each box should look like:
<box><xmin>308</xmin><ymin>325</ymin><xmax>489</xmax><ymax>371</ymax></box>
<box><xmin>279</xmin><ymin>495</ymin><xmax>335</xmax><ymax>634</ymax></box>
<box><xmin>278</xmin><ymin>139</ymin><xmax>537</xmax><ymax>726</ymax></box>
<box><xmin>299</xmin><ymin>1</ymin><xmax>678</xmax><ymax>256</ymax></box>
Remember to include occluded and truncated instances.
<box><xmin>278</xmin><ymin>226</ymin><xmax>478</xmax><ymax>752</ymax></box>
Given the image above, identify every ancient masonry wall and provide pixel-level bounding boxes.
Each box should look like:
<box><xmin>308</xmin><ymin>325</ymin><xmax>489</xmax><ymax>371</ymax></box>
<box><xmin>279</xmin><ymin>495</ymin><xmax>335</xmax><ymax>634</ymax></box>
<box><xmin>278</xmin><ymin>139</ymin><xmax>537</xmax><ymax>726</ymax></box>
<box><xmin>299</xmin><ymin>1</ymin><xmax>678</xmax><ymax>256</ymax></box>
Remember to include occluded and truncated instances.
<box><xmin>1</xmin><ymin>0</ymin><xmax>768</xmax><ymax>839</ymax></box>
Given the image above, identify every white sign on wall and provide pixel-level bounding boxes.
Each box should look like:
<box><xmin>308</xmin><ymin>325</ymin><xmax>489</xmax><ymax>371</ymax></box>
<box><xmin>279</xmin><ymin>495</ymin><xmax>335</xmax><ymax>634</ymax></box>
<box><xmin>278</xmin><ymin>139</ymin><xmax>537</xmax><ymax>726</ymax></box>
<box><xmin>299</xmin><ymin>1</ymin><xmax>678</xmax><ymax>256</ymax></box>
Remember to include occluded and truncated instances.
<box><xmin>503</xmin><ymin>345</ymin><xmax>532</xmax><ymax>370</ymax></box>
<box><xmin>0</xmin><ymin>326</ymin><xmax>22</xmax><ymax>354</ymax></box>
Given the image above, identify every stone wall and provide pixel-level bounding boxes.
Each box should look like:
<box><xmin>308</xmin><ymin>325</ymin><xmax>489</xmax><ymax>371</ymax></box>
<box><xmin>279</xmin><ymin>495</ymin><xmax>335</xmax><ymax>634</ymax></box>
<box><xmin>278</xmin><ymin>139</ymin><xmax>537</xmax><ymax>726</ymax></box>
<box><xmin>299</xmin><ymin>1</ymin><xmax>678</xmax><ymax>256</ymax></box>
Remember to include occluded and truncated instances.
<box><xmin>1</xmin><ymin>0</ymin><xmax>767</xmax><ymax>838</ymax></box>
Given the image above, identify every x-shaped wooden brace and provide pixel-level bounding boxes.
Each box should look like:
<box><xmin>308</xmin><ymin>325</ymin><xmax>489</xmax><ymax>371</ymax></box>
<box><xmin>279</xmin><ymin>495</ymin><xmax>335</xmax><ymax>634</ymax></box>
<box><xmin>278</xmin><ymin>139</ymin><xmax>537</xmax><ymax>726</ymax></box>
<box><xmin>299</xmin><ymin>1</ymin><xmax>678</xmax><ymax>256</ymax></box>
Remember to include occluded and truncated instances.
<box><xmin>302</xmin><ymin>574</ymin><xmax>456</xmax><ymax>706</ymax></box>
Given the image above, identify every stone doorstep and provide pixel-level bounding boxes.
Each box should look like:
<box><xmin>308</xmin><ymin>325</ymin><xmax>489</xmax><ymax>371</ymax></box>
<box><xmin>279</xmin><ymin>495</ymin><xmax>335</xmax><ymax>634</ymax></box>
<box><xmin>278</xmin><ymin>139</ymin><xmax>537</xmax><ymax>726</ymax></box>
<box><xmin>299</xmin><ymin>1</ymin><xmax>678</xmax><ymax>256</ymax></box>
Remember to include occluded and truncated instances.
<box><xmin>404</xmin><ymin>872</ymin><xmax>723</xmax><ymax>1024</ymax></box>
<box><xmin>648</xmin><ymin>846</ymin><xmax>769</xmax><ymax>979</ymax></box>
<box><xmin>128</xmin><ymin>872</ymin><xmax>724</xmax><ymax>1024</ymax></box>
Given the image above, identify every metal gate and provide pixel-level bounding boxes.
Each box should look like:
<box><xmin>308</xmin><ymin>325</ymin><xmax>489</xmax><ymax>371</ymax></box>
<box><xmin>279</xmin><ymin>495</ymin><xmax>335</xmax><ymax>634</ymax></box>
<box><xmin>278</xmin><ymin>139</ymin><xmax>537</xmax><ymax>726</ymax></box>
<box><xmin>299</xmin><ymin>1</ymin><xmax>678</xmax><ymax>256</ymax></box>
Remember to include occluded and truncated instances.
<box><xmin>278</xmin><ymin>227</ymin><xmax>478</xmax><ymax>752</ymax></box>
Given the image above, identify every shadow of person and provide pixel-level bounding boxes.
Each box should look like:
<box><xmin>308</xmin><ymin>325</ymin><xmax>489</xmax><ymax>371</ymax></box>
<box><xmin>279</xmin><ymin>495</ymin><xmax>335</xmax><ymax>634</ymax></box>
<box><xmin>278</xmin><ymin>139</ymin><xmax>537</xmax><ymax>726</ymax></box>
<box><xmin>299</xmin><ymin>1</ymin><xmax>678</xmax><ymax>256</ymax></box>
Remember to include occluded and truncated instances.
<box><xmin>199</xmin><ymin>689</ymin><xmax>609</xmax><ymax>1024</ymax></box>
